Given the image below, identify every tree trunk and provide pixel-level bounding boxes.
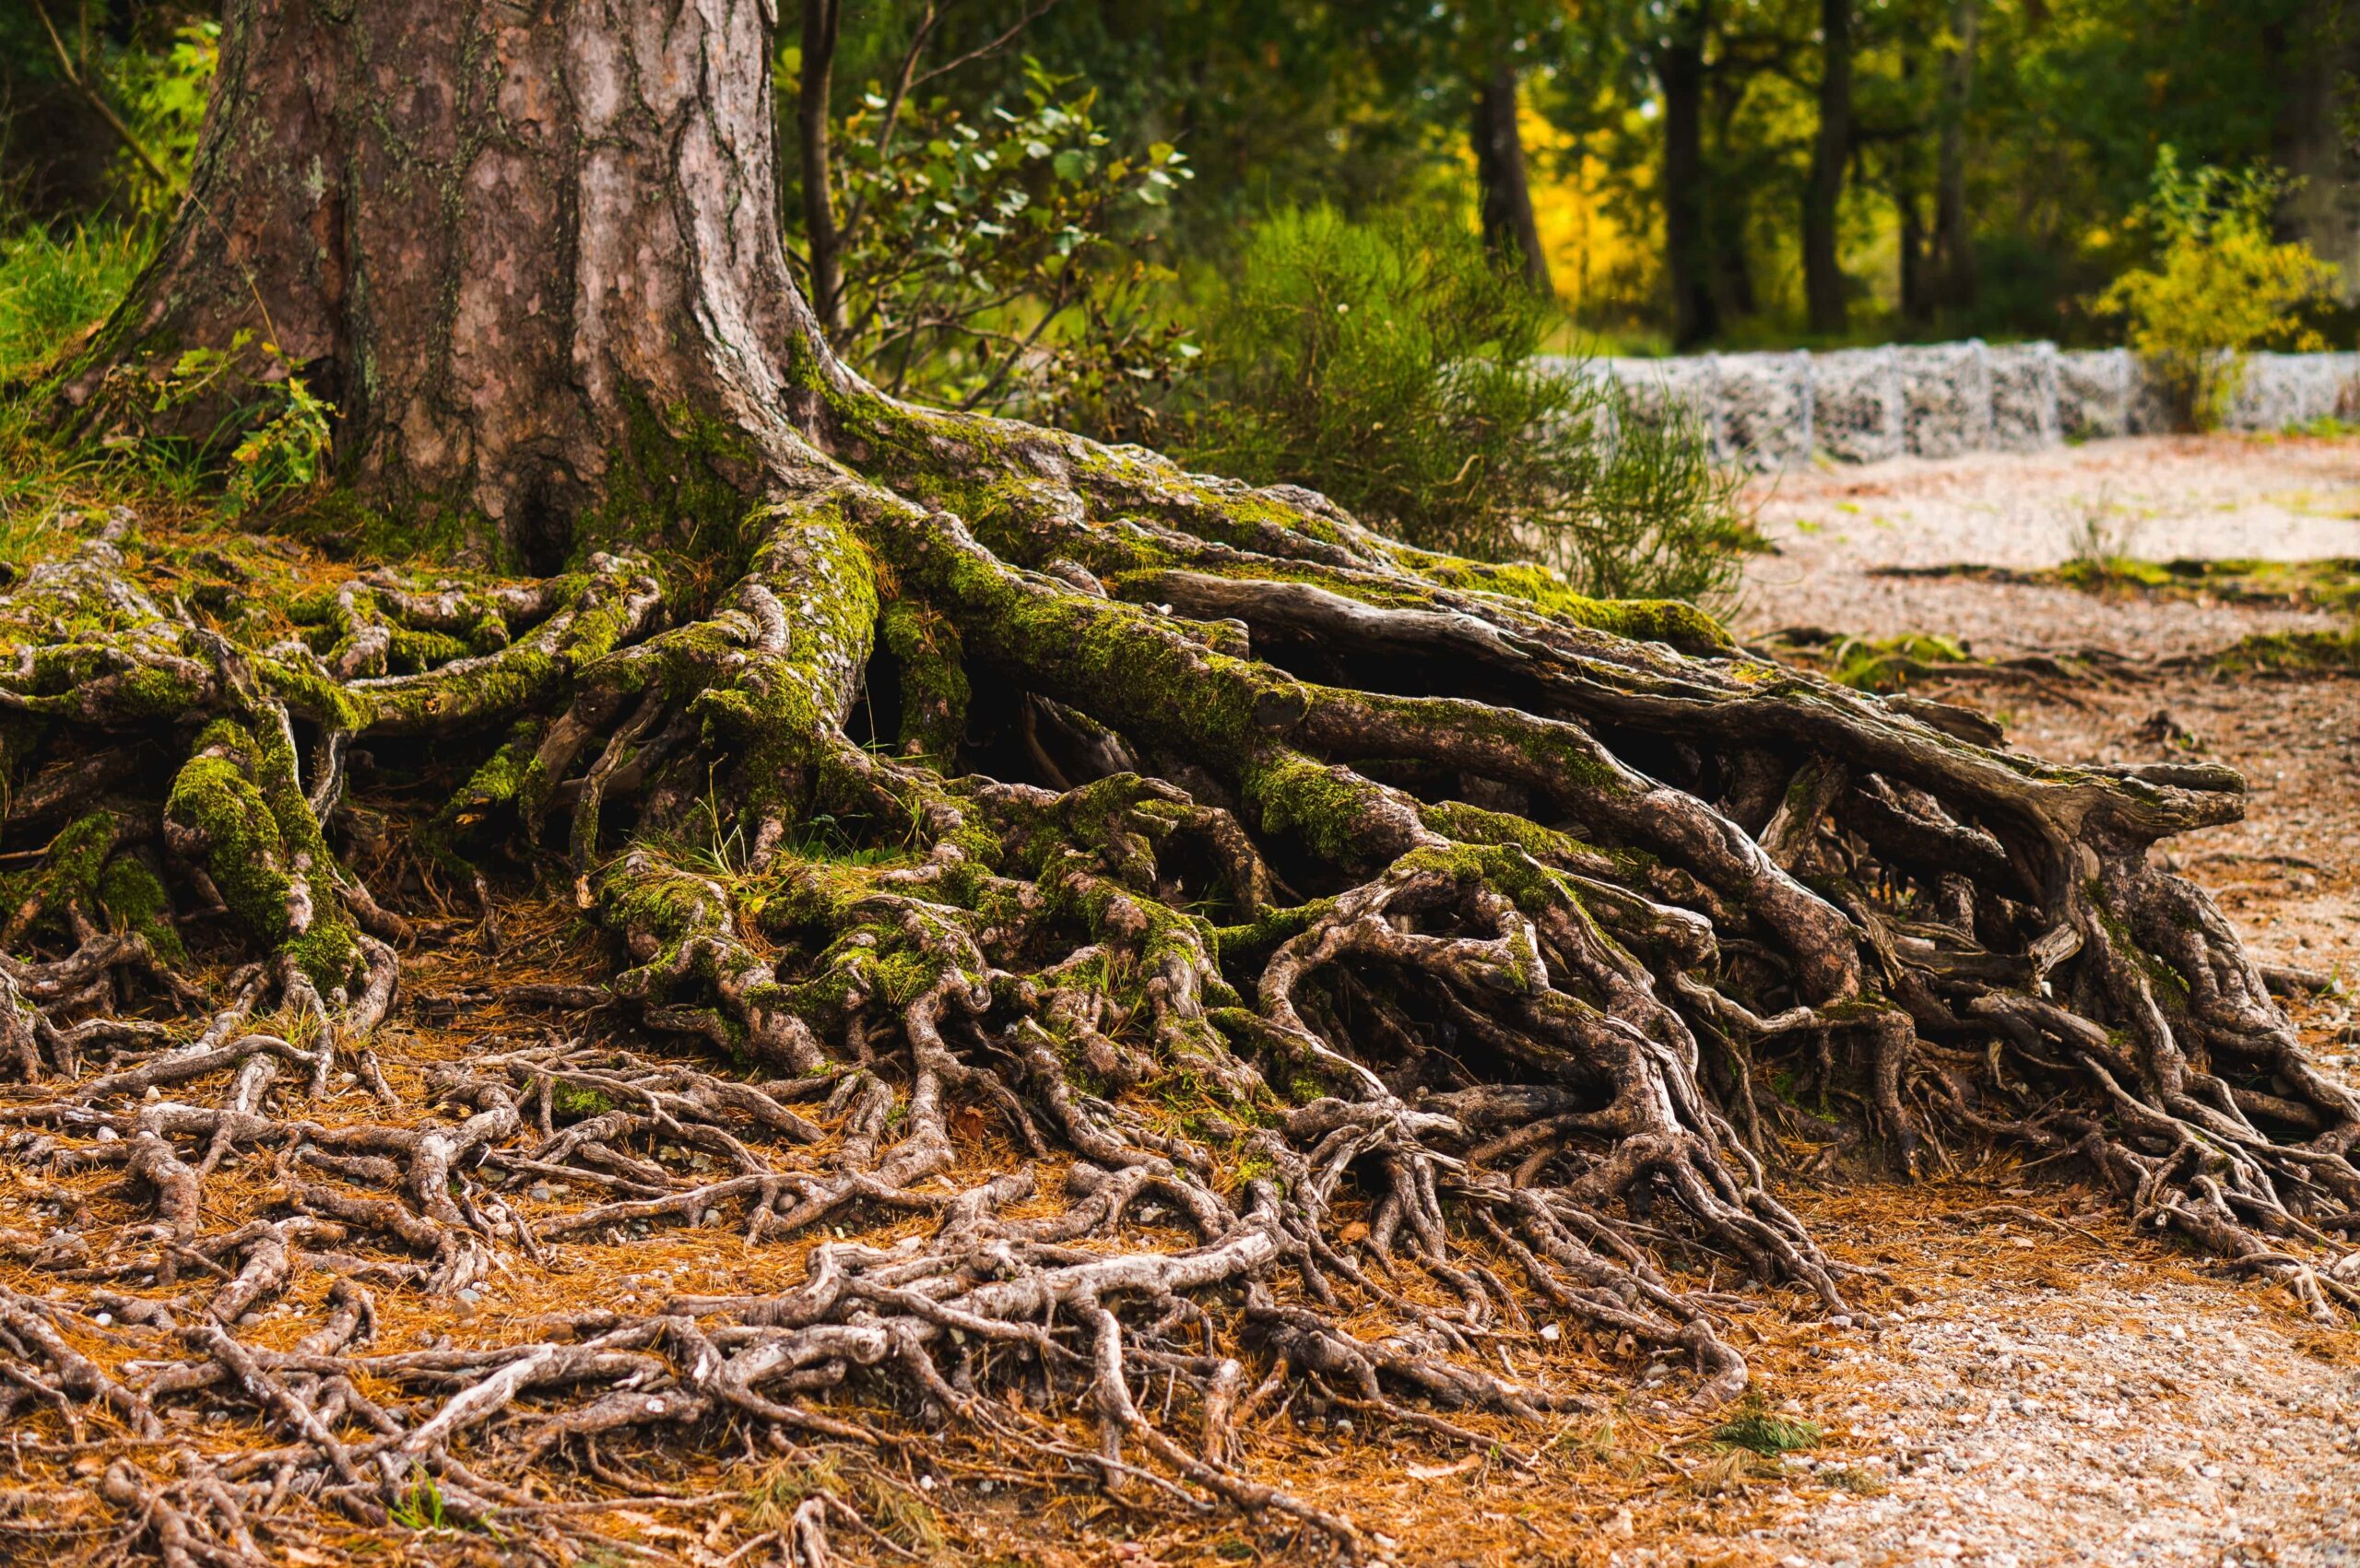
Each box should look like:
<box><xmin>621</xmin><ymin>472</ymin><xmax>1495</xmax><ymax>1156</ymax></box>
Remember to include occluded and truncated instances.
<box><xmin>798</xmin><ymin>0</ymin><xmax>851</xmax><ymax>334</ymax></box>
<box><xmin>1471</xmin><ymin>53</ymin><xmax>1554</xmax><ymax>297</ymax></box>
<box><xmin>19</xmin><ymin>0</ymin><xmax>2354</xmax><ymax>1553</ymax></box>
<box><xmin>64</xmin><ymin>0</ymin><xmax>832</xmax><ymax>569</ymax></box>
<box><xmin>1661</xmin><ymin>1</ymin><xmax>1718</xmax><ymax>348</ymax></box>
<box><xmin>1803</xmin><ymin>0</ymin><xmax>1853</xmax><ymax>335</ymax></box>
<box><xmin>1931</xmin><ymin>0</ymin><xmax>1979</xmax><ymax>317</ymax></box>
<box><xmin>2273</xmin><ymin>0</ymin><xmax>2360</xmax><ymax>304</ymax></box>
<box><xmin>1896</xmin><ymin>38</ymin><xmax>1933</xmax><ymax>325</ymax></box>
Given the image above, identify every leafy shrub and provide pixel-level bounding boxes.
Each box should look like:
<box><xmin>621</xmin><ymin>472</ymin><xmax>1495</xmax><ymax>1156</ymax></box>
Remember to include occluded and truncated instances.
<box><xmin>822</xmin><ymin>60</ymin><xmax>1196</xmax><ymax>442</ymax></box>
<box><xmin>151</xmin><ymin>333</ymin><xmax>334</xmax><ymax>516</ymax></box>
<box><xmin>1172</xmin><ymin>205</ymin><xmax>1744</xmax><ymax>606</ymax></box>
<box><xmin>2096</xmin><ymin>147</ymin><xmax>2339</xmax><ymax>430</ymax></box>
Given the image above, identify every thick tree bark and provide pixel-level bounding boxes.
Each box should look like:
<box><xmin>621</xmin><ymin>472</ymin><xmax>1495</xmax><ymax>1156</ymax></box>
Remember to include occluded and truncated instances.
<box><xmin>64</xmin><ymin>0</ymin><xmax>831</xmax><ymax>569</ymax></box>
<box><xmin>1660</xmin><ymin>1</ymin><xmax>1718</xmax><ymax>348</ymax></box>
<box><xmin>18</xmin><ymin>0</ymin><xmax>2360</xmax><ymax>1557</ymax></box>
<box><xmin>2273</xmin><ymin>0</ymin><xmax>2360</xmax><ymax>303</ymax></box>
<box><xmin>1931</xmin><ymin>0</ymin><xmax>1979</xmax><ymax>316</ymax></box>
<box><xmin>1803</xmin><ymin>0</ymin><xmax>1853</xmax><ymax>335</ymax></box>
<box><xmin>1471</xmin><ymin>53</ymin><xmax>1555</xmax><ymax>297</ymax></box>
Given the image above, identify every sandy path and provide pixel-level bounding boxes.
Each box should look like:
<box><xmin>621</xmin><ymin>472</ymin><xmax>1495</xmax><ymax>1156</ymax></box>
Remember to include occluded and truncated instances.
<box><xmin>1646</xmin><ymin>434</ymin><xmax>2360</xmax><ymax>1568</ymax></box>
<box><xmin>1736</xmin><ymin>433</ymin><xmax>2360</xmax><ymax>660</ymax></box>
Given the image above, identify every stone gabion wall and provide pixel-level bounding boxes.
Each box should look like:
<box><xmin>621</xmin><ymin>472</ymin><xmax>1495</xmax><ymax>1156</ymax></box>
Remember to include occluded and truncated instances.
<box><xmin>1542</xmin><ymin>344</ymin><xmax>2360</xmax><ymax>469</ymax></box>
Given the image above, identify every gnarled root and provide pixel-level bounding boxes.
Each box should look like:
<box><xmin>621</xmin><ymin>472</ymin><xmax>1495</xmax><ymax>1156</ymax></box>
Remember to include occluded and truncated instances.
<box><xmin>0</xmin><ymin>397</ymin><xmax>2350</xmax><ymax>1559</ymax></box>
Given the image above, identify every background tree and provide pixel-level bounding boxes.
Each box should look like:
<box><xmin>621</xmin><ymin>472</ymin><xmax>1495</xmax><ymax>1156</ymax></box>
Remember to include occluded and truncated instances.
<box><xmin>2272</xmin><ymin>0</ymin><xmax>2360</xmax><ymax>305</ymax></box>
<box><xmin>1802</xmin><ymin>0</ymin><xmax>1854</xmax><ymax>332</ymax></box>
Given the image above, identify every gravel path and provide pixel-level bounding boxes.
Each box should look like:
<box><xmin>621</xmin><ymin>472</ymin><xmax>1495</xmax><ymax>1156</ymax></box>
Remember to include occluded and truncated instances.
<box><xmin>1638</xmin><ymin>434</ymin><xmax>2360</xmax><ymax>1568</ymax></box>
<box><xmin>1705</xmin><ymin>1192</ymin><xmax>2360</xmax><ymax>1568</ymax></box>
<box><xmin>1737</xmin><ymin>433</ymin><xmax>2360</xmax><ymax>659</ymax></box>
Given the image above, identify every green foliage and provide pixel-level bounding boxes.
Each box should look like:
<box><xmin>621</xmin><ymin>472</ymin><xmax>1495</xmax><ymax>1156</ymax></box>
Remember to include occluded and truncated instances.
<box><xmin>0</xmin><ymin>221</ymin><xmax>149</xmax><ymax>378</ymax></box>
<box><xmin>1711</xmin><ymin>1397</ymin><xmax>1823</xmax><ymax>1456</ymax></box>
<box><xmin>1172</xmin><ymin>206</ymin><xmax>1744</xmax><ymax>604</ymax></box>
<box><xmin>820</xmin><ymin>58</ymin><xmax>1197</xmax><ymax>440</ymax></box>
<box><xmin>2096</xmin><ymin>148</ymin><xmax>2339</xmax><ymax>430</ymax></box>
<box><xmin>552</xmin><ymin>1085</ymin><xmax>616</xmax><ymax>1120</ymax></box>
<box><xmin>108</xmin><ymin>17</ymin><xmax>219</xmax><ymax>217</ymax></box>
<box><xmin>152</xmin><ymin>333</ymin><xmax>335</xmax><ymax>516</ymax></box>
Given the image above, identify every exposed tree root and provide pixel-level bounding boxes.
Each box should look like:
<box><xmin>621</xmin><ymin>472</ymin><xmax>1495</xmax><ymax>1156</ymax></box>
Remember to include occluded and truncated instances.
<box><xmin>3</xmin><ymin>385</ymin><xmax>2355</xmax><ymax>1562</ymax></box>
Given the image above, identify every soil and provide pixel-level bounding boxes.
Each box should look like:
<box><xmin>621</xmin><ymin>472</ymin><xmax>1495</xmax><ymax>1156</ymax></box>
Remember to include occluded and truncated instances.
<box><xmin>940</xmin><ymin>435</ymin><xmax>2360</xmax><ymax>1568</ymax></box>
<box><xmin>1736</xmin><ymin>432</ymin><xmax>2360</xmax><ymax>660</ymax></box>
<box><xmin>6</xmin><ymin>437</ymin><xmax>2354</xmax><ymax>1568</ymax></box>
<box><xmin>1618</xmin><ymin>432</ymin><xmax>2360</xmax><ymax>1568</ymax></box>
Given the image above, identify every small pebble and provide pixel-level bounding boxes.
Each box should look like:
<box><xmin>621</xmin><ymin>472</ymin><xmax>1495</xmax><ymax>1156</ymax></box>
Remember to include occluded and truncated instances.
<box><xmin>95</xmin><ymin>1126</ymin><xmax>119</xmax><ymax>1142</ymax></box>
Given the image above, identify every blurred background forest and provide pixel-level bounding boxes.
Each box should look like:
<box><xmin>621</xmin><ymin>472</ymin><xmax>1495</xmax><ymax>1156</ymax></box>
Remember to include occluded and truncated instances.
<box><xmin>1</xmin><ymin>1</ymin><xmax>2353</xmax><ymax>591</ymax></box>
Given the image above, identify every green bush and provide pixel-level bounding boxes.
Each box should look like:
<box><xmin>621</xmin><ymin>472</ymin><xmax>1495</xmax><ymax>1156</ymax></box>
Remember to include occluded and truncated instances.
<box><xmin>1172</xmin><ymin>206</ymin><xmax>1744</xmax><ymax>606</ymax></box>
<box><xmin>2096</xmin><ymin>147</ymin><xmax>2339</xmax><ymax>430</ymax></box>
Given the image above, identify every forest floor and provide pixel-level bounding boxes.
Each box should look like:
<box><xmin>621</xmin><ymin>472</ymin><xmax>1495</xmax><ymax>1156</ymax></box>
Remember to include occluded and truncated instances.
<box><xmin>797</xmin><ymin>434</ymin><xmax>2360</xmax><ymax>1568</ymax></box>
<box><xmin>6</xmin><ymin>435</ymin><xmax>2356</xmax><ymax>1568</ymax></box>
<box><xmin>1233</xmin><ymin>435</ymin><xmax>2360</xmax><ymax>1568</ymax></box>
<box><xmin>1623</xmin><ymin>433</ymin><xmax>2360</xmax><ymax>1568</ymax></box>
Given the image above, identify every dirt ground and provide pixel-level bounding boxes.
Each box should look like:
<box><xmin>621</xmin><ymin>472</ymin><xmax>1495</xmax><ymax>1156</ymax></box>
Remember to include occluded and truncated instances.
<box><xmin>6</xmin><ymin>438</ymin><xmax>2354</xmax><ymax>1568</ymax></box>
<box><xmin>1738</xmin><ymin>432</ymin><xmax>2360</xmax><ymax>660</ymax></box>
<box><xmin>960</xmin><ymin>436</ymin><xmax>2360</xmax><ymax>1568</ymax></box>
<box><xmin>1625</xmin><ymin>435</ymin><xmax>2360</xmax><ymax>1568</ymax></box>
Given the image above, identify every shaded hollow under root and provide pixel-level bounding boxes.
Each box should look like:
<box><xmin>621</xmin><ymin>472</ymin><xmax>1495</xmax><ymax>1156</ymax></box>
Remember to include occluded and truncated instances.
<box><xmin>1</xmin><ymin>391</ymin><xmax>2355</xmax><ymax>1560</ymax></box>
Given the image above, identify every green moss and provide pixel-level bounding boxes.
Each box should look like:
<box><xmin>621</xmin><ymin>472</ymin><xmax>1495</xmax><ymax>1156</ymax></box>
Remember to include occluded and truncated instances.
<box><xmin>554</xmin><ymin>1084</ymin><xmax>614</xmax><ymax>1119</ymax></box>
<box><xmin>163</xmin><ymin>722</ymin><xmax>360</xmax><ymax>990</ymax></box>
<box><xmin>1240</xmin><ymin>753</ymin><xmax>1386</xmax><ymax>864</ymax></box>
<box><xmin>96</xmin><ymin>853</ymin><xmax>185</xmax><ymax>963</ymax></box>
<box><xmin>576</xmin><ymin>394</ymin><xmax>763</xmax><ymax>572</ymax></box>
<box><xmin>1390</xmin><ymin>548</ymin><xmax>1735</xmax><ymax>654</ymax></box>
<box><xmin>2205</xmin><ymin>625</ymin><xmax>2360</xmax><ymax>676</ymax></box>
<box><xmin>876</xmin><ymin>600</ymin><xmax>970</xmax><ymax>759</ymax></box>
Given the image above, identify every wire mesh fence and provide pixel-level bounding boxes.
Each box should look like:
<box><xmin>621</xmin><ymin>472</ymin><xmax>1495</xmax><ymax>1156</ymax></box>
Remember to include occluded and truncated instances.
<box><xmin>1542</xmin><ymin>345</ymin><xmax>2360</xmax><ymax>470</ymax></box>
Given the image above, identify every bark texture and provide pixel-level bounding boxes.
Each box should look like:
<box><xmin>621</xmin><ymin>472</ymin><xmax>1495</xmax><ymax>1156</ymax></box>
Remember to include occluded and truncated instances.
<box><xmin>1659</xmin><ymin>1</ymin><xmax>1719</xmax><ymax>348</ymax></box>
<box><xmin>13</xmin><ymin>0</ymin><xmax>2359</xmax><ymax>1560</ymax></box>
<box><xmin>1803</xmin><ymin>0</ymin><xmax>1853</xmax><ymax>335</ymax></box>
<box><xmin>65</xmin><ymin>0</ymin><xmax>825</xmax><ymax>569</ymax></box>
<box><xmin>1472</xmin><ymin>54</ymin><xmax>1554</xmax><ymax>298</ymax></box>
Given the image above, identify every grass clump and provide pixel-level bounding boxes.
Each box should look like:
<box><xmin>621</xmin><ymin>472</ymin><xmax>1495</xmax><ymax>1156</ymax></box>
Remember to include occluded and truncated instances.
<box><xmin>0</xmin><ymin>222</ymin><xmax>150</xmax><ymax>377</ymax></box>
<box><xmin>744</xmin><ymin>1452</ymin><xmax>945</xmax><ymax>1553</ymax></box>
<box><xmin>1711</xmin><ymin>1396</ymin><xmax>1823</xmax><ymax>1456</ymax></box>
